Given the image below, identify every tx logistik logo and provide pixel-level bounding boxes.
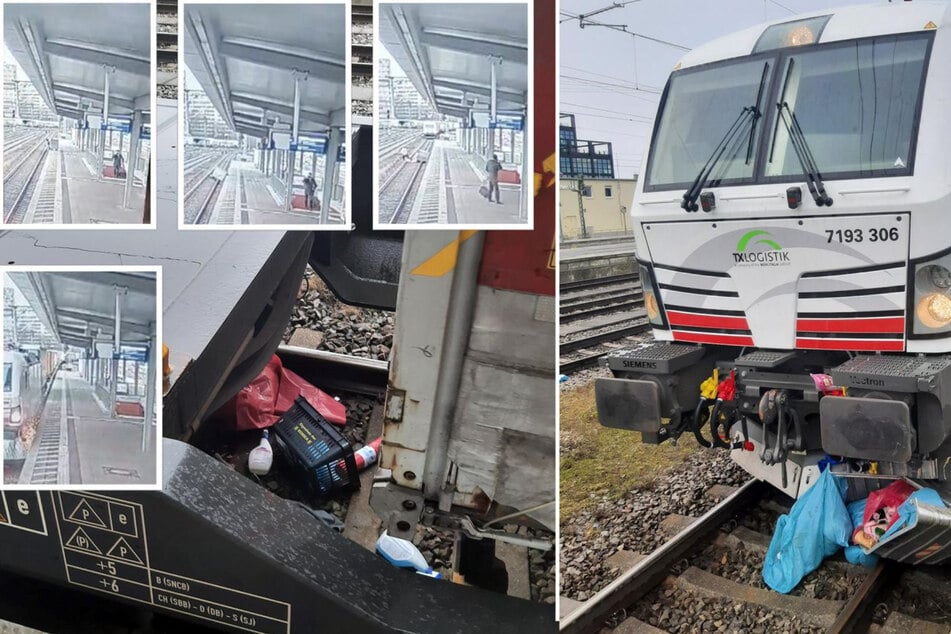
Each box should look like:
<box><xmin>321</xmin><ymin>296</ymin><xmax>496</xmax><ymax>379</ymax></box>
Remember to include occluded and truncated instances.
<box><xmin>732</xmin><ymin>230</ymin><xmax>791</xmax><ymax>266</ymax></box>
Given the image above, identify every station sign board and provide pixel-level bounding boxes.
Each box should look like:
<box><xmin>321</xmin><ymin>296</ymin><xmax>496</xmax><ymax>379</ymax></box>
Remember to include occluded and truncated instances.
<box><xmin>469</xmin><ymin>111</ymin><xmax>525</xmax><ymax>131</ymax></box>
<box><xmin>490</xmin><ymin>114</ymin><xmax>524</xmax><ymax>131</ymax></box>
<box><xmin>337</xmin><ymin>143</ymin><xmax>346</xmax><ymax>162</ymax></box>
<box><xmin>113</xmin><ymin>345</ymin><xmax>149</xmax><ymax>363</ymax></box>
<box><xmin>101</xmin><ymin>119</ymin><xmax>131</xmax><ymax>133</ymax></box>
<box><xmin>139</xmin><ymin>126</ymin><xmax>151</xmax><ymax>141</ymax></box>
<box><xmin>290</xmin><ymin>135</ymin><xmax>328</xmax><ymax>154</ymax></box>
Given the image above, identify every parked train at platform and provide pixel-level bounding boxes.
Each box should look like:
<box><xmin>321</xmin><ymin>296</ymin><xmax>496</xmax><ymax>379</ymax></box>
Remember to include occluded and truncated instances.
<box><xmin>3</xmin><ymin>349</ymin><xmax>59</xmax><ymax>462</ymax></box>
<box><xmin>422</xmin><ymin>121</ymin><xmax>440</xmax><ymax>139</ymax></box>
<box><xmin>598</xmin><ymin>3</ymin><xmax>951</xmax><ymax>508</ymax></box>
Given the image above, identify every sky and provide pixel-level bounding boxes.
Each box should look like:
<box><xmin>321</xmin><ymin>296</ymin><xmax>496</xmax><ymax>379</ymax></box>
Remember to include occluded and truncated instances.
<box><xmin>3</xmin><ymin>275</ymin><xmax>28</xmax><ymax>307</ymax></box>
<box><xmin>560</xmin><ymin>0</ymin><xmax>908</xmax><ymax>179</ymax></box>
<box><xmin>4</xmin><ymin>47</ymin><xmax>26</xmax><ymax>81</ymax></box>
<box><xmin>378</xmin><ymin>46</ymin><xmax>407</xmax><ymax>78</ymax></box>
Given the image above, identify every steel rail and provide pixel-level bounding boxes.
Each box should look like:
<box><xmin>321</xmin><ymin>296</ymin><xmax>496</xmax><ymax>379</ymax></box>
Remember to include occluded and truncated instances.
<box><xmin>4</xmin><ymin>143</ymin><xmax>49</xmax><ymax>224</ymax></box>
<box><xmin>559</xmin><ymin>320</ymin><xmax>649</xmax><ymax>355</ymax></box>
<box><xmin>560</xmin><ymin>479</ymin><xmax>767</xmax><ymax>633</ymax></box>
<box><xmin>560</xmin><ymin>273</ymin><xmax>639</xmax><ymax>293</ymax></box>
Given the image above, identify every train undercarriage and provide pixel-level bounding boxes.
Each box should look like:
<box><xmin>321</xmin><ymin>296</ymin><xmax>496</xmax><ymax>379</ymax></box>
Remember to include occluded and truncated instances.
<box><xmin>597</xmin><ymin>341</ymin><xmax>951</xmax><ymax>563</ymax></box>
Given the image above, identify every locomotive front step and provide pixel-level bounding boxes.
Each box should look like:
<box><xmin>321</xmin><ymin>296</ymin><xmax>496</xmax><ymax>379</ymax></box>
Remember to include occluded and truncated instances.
<box><xmin>829</xmin><ymin>354</ymin><xmax>951</xmax><ymax>394</ymax></box>
<box><xmin>603</xmin><ymin>342</ymin><xmax>704</xmax><ymax>374</ymax></box>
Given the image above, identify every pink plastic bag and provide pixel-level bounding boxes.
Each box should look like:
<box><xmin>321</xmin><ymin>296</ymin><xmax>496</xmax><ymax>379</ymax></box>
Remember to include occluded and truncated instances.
<box><xmin>233</xmin><ymin>355</ymin><xmax>346</xmax><ymax>430</ymax></box>
<box><xmin>861</xmin><ymin>479</ymin><xmax>915</xmax><ymax>534</ymax></box>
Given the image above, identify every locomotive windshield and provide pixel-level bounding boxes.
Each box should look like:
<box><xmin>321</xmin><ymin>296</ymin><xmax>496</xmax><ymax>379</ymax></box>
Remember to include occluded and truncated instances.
<box><xmin>646</xmin><ymin>58</ymin><xmax>773</xmax><ymax>189</ymax></box>
<box><xmin>645</xmin><ymin>32</ymin><xmax>932</xmax><ymax>191</ymax></box>
<box><xmin>3</xmin><ymin>363</ymin><xmax>10</xmax><ymax>393</ymax></box>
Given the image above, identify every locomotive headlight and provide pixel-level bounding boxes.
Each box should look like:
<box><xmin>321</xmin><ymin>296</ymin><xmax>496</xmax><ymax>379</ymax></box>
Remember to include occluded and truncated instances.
<box><xmin>645</xmin><ymin>290</ymin><xmax>660</xmax><ymax>321</ymax></box>
<box><xmin>918</xmin><ymin>294</ymin><xmax>951</xmax><ymax>329</ymax></box>
<box><xmin>639</xmin><ymin>262</ymin><xmax>668</xmax><ymax>328</ymax></box>
<box><xmin>928</xmin><ymin>265</ymin><xmax>951</xmax><ymax>289</ymax></box>
<box><xmin>753</xmin><ymin>15</ymin><xmax>831</xmax><ymax>53</ymax></box>
<box><xmin>913</xmin><ymin>258</ymin><xmax>951</xmax><ymax>335</ymax></box>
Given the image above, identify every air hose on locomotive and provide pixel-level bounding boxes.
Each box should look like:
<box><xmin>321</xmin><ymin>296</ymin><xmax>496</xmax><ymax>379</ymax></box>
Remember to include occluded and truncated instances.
<box><xmin>693</xmin><ymin>369</ymin><xmax>749</xmax><ymax>450</ymax></box>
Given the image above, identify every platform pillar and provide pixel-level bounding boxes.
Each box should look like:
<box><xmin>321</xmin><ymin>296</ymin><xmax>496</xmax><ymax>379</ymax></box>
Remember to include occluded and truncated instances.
<box><xmin>285</xmin><ymin>73</ymin><xmax>303</xmax><ymax>212</ymax></box>
<box><xmin>142</xmin><ymin>331</ymin><xmax>156</xmax><ymax>452</ymax></box>
<box><xmin>98</xmin><ymin>67</ymin><xmax>114</xmax><ymax>181</ymax></box>
<box><xmin>490</xmin><ymin>57</ymin><xmax>498</xmax><ymax>122</ymax></box>
<box><xmin>124</xmin><ymin>109</ymin><xmax>142</xmax><ymax>208</ymax></box>
<box><xmin>322</xmin><ymin>127</ymin><xmax>341</xmax><ymax>223</ymax></box>
<box><xmin>110</xmin><ymin>286</ymin><xmax>126</xmax><ymax>416</ymax></box>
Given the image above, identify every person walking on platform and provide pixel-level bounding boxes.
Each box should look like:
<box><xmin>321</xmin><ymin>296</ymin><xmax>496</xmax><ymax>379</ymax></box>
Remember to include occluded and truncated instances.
<box><xmin>303</xmin><ymin>173</ymin><xmax>319</xmax><ymax>211</ymax></box>
<box><xmin>113</xmin><ymin>150</ymin><xmax>124</xmax><ymax>178</ymax></box>
<box><xmin>485</xmin><ymin>154</ymin><xmax>503</xmax><ymax>204</ymax></box>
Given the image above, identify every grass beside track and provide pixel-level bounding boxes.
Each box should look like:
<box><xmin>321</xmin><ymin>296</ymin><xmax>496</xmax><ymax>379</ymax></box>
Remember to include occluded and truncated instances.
<box><xmin>560</xmin><ymin>382</ymin><xmax>700</xmax><ymax>518</ymax></box>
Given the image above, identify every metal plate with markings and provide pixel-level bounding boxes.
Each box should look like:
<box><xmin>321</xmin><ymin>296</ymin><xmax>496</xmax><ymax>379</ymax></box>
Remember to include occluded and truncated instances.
<box><xmin>0</xmin><ymin>440</ymin><xmax>554</xmax><ymax>634</ymax></box>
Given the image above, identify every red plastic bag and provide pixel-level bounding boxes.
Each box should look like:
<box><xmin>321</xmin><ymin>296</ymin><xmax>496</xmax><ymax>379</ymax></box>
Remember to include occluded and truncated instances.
<box><xmin>233</xmin><ymin>355</ymin><xmax>346</xmax><ymax>430</ymax></box>
<box><xmin>861</xmin><ymin>479</ymin><xmax>916</xmax><ymax>533</ymax></box>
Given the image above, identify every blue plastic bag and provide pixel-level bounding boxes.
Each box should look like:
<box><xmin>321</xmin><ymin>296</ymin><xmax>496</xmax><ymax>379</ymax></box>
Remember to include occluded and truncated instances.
<box><xmin>843</xmin><ymin>498</ymin><xmax>879</xmax><ymax>567</ymax></box>
<box><xmin>762</xmin><ymin>469</ymin><xmax>852</xmax><ymax>593</ymax></box>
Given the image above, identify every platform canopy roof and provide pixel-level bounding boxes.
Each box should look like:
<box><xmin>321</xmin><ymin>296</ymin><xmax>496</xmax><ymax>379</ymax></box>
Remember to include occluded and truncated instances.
<box><xmin>379</xmin><ymin>3</ymin><xmax>529</xmax><ymax>120</ymax></box>
<box><xmin>8</xmin><ymin>271</ymin><xmax>157</xmax><ymax>350</ymax></box>
<box><xmin>4</xmin><ymin>3</ymin><xmax>151</xmax><ymax>123</ymax></box>
<box><xmin>183</xmin><ymin>4</ymin><xmax>347</xmax><ymax>138</ymax></box>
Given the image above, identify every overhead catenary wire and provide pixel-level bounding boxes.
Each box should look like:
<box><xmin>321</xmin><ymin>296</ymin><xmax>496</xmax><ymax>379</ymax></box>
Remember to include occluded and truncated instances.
<box><xmin>561</xmin><ymin>101</ymin><xmax>653</xmax><ymax>122</ymax></box>
<box><xmin>561</xmin><ymin>64</ymin><xmax>665</xmax><ymax>93</ymax></box>
<box><xmin>767</xmin><ymin>0</ymin><xmax>796</xmax><ymax>15</ymax></box>
<box><xmin>560</xmin><ymin>10</ymin><xmax>691</xmax><ymax>51</ymax></box>
<box><xmin>559</xmin><ymin>0</ymin><xmax>642</xmax><ymax>24</ymax></box>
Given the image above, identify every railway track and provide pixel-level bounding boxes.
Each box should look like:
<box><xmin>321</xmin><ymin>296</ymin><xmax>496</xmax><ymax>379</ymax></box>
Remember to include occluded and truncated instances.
<box><xmin>3</xmin><ymin>131</ymin><xmax>46</xmax><ymax>171</ymax></box>
<box><xmin>380</xmin><ymin>138</ymin><xmax>433</xmax><ymax>224</ymax></box>
<box><xmin>183</xmin><ymin>149</ymin><xmax>226</xmax><ymax>193</ymax></box>
<box><xmin>560</xmin><ymin>283</ymin><xmax>643</xmax><ymax>323</ymax></box>
<box><xmin>561</xmin><ymin>478</ymin><xmax>951</xmax><ymax>634</ymax></box>
<box><xmin>183</xmin><ymin>151</ymin><xmax>235</xmax><ymax>224</ymax></box>
<box><xmin>559</xmin><ymin>273</ymin><xmax>649</xmax><ymax>374</ymax></box>
<box><xmin>561</xmin><ymin>273</ymin><xmax>638</xmax><ymax>292</ymax></box>
<box><xmin>156</xmin><ymin>0</ymin><xmax>177</xmax><ymax>99</ymax></box>
<box><xmin>157</xmin><ymin>30</ymin><xmax>177</xmax><ymax>64</ymax></box>
<box><xmin>3</xmin><ymin>134</ymin><xmax>51</xmax><ymax>224</ymax></box>
<box><xmin>353</xmin><ymin>43</ymin><xmax>373</xmax><ymax>77</ymax></box>
<box><xmin>380</xmin><ymin>130</ymin><xmax>425</xmax><ymax>158</ymax></box>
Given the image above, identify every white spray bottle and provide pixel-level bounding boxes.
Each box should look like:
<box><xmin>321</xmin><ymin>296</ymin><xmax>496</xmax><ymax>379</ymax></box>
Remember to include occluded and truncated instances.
<box><xmin>248</xmin><ymin>430</ymin><xmax>274</xmax><ymax>476</ymax></box>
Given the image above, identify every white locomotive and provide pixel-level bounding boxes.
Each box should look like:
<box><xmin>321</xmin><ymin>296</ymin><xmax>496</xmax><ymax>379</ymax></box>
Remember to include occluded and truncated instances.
<box><xmin>598</xmin><ymin>3</ymin><xmax>951</xmax><ymax>502</ymax></box>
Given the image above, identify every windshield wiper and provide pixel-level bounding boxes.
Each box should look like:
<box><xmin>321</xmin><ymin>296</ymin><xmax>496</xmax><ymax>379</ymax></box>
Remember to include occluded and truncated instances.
<box><xmin>746</xmin><ymin>62</ymin><xmax>770</xmax><ymax>164</ymax></box>
<box><xmin>777</xmin><ymin>102</ymin><xmax>833</xmax><ymax>206</ymax></box>
<box><xmin>680</xmin><ymin>107</ymin><xmax>756</xmax><ymax>211</ymax></box>
<box><xmin>681</xmin><ymin>61</ymin><xmax>769</xmax><ymax>212</ymax></box>
<box><xmin>771</xmin><ymin>58</ymin><xmax>832</xmax><ymax>207</ymax></box>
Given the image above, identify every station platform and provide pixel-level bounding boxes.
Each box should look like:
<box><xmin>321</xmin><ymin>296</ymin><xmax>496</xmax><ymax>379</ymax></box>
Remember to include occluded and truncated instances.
<box><xmin>425</xmin><ymin>141</ymin><xmax>523</xmax><ymax>225</ymax></box>
<box><xmin>12</xmin><ymin>371</ymin><xmax>156</xmax><ymax>486</ymax></box>
<box><xmin>18</xmin><ymin>142</ymin><xmax>146</xmax><ymax>224</ymax></box>
<box><xmin>210</xmin><ymin>161</ymin><xmax>344</xmax><ymax>225</ymax></box>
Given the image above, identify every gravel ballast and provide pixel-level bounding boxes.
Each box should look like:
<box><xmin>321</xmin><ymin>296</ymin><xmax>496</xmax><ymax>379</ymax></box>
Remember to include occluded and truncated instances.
<box><xmin>560</xmin><ymin>450</ymin><xmax>747</xmax><ymax>601</ymax></box>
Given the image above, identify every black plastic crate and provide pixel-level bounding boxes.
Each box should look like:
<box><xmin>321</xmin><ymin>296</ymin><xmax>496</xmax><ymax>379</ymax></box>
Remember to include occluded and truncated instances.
<box><xmin>272</xmin><ymin>397</ymin><xmax>359</xmax><ymax>495</ymax></box>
